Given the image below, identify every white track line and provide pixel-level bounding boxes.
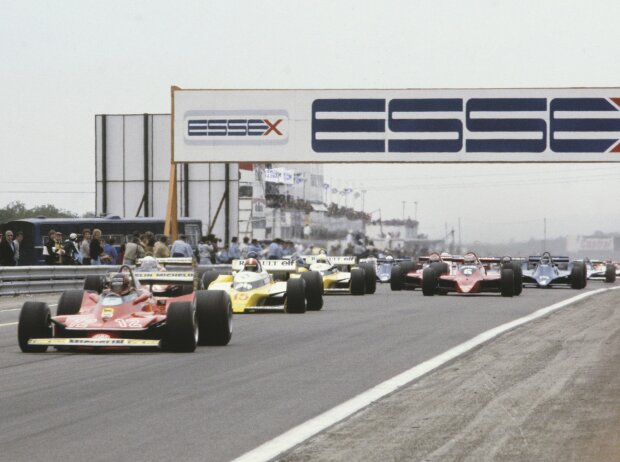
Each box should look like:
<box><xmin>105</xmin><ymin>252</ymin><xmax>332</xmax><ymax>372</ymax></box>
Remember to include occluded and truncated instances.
<box><xmin>232</xmin><ymin>287</ymin><xmax>617</xmax><ymax>462</ymax></box>
<box><xmin>0</xmin><ymin>322</ymin><xmax>17</xmax><ymax>327</ymax></box>
<box><xmin>0</xmin><ymin>308</ymin><xmax>21</xmax><ymax>313</ymax></box>
<box><xmin>0</xmin><ymin>304</ymin><xmax>57</xmax><ymax>320</ymax></box>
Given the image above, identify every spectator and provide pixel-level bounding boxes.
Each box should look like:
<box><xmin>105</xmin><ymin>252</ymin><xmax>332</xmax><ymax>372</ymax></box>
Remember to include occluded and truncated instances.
<box><xmin>153</xmin><ymin>235</ymin><xmax>170</xmax><ymax>258</ymax></box>
<box><xmin>170</xmin><ymin>235</ymin><xmax>194</xmax><ymax>258</ymax></box>
<box><xmin>102</xmin><ymin>237</ymin><xmax>118</xmax><ymax>265</ymax></box>
<box><xmin>13</xmin><ymin>231</ymin><xmax>23</xmax><ymax>265</ymax></box>
<box><xmin>216</xmin><ymin>245</ymin><xmax>230</xmax><ymax>263</ymax></box>
<box><xmin>89</xmin><ymin>229</ymin><xmax>104</xmax><ymax>265</ymax></box>
<box><xmin>144</xmin><ymin>236</ymin><xmax>156</xmax><ymax>257</ymax></box>
<box><xmin>229</xmin><ymin>236</ymin><xmax>241</xmax><ymax>260</ymax></box>
<box><xmin>246</xmin><ymin>238</ymin><xmax>262</xmax><ymax>257</ymax></box>
<box><xmin>197</xmin><ymin>236</ymin><xmax>213</xmax><ymax>264</ymax></box>
<box><xmin>63</xmin><ymin>233</ymin><xmax>82</xmax><ymax>264</ymax></box>
<box><xmin>0</xmin><ymin>230</ymin><xmax>16</xmax><ymax>266</ymax></box>
<box><xmin>117</xmin><ymin>243</ymin><xmax>125</xmax><ymax>264</ymax></box>
<box><xmin>266</xmin><ymin>238</ymin><xmax>283</xmax><ymax>260</ymax></box>
<box><xmin>123</xmin><ymin>236</ymin><xmax>145</xmax><ymax>265</ymax></box>
<box><xmin>81</xmin><ymin>229</ymin><xmax>92</xmax><ymax>265</ymax></box>
<box><xmin>239</xmin><ymin>236</ymin><xmax>250</xmax><ymax>258</ymax></box>
<box><xmin>303</xmin><ymin>224</ymin><xmax>312</xmax><ymax>240</ymax></box>
<box><xmin>46</xmin><ymin>231</ymin><xmax>66</xmax><ymax>264</ymax></box>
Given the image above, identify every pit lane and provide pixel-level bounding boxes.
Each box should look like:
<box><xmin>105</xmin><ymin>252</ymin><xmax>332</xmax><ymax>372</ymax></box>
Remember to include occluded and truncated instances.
<box><xmin>0</xmin><ymin>283</ymin><xmax>614</xmax><ymax>462</ymax></box>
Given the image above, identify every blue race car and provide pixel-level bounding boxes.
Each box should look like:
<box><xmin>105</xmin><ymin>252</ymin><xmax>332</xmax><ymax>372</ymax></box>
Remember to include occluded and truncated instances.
<box><xmin>520</xmin><ymin>252</ymin><xmax>586</xmax><ymax>289</ymax></box>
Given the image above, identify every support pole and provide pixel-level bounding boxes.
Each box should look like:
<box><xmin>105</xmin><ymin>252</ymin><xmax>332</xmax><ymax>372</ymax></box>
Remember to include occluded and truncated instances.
<box><xmin>164</xmin><ymin>86</ymin><xmax>180</xmax><ymax>240</ymax></box>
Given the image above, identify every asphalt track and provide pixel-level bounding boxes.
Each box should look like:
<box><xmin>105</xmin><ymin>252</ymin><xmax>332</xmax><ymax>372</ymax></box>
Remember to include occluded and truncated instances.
<box><xmin>0</xmin><ymin>283</ymin><xmax>614</xmax><ymax>462</ymax></box>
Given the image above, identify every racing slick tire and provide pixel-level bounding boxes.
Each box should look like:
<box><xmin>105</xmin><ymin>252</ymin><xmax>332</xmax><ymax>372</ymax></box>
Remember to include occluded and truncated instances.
<box><xmin>422</xmin><ymin>267</ymin><xmax>437</xmax><ymax>296</ymax></box>
<box><xmin>359</xmin><ymin>263</ymin><xmax>377</xmax><ymax>294</ymax></box>
<box><xmin>165</xmin><ymin>301</ymin><xmax>197</xmax><ymax>352</ymax></box>
<box><xmin>350</xmin><ymin>268</ymin><xmax>366</xmax><ymax>295</ymax></box>
<box><xmin>285</xmin><ymin>278</ymin><xmax>306</xmax><ymax>313</ymax></box>
<box><xmin>18</xmin><ymin>302</ymin><xmax>52</xmax><ymax>353</ymax></box>
<box><xmin>194</xmin><ymin>290</ymin><xmax>232</xmax><ymax>346</ymax></box>
<box><xmin>56</xmin><ymin>289</ymin><xmax>84</xmax><ymax>316</ymax></box>
<box><xmin>390</xmin><ymin>265</ymin><xmax>403</xmax><ymax>291</ymax></box>
<box><xmin>83</xmin><ymin>275</ymin><xmax>104</xmax><ymax>293</ymax></box>
<box><xmin>500</xmin><ymin>269</ymin><xmax>515</xmax><ymax>297</ymax></box>
<box><xmin>429</xmin><ymin>262</ymin><xmax>450</xmax><ymax>276</ymax></box>
<box><xmin>570</xmin><ymin>261</ymin><xmax>587</xmax><ymax>289</ymax></box>
<box><xmin>201</xmin><ymin>271</ymin><xmax>220</xmax><ymax>290</ymax></box>
<box><xmin>605</xmin><ymin>264</ymin><xmax>616</xmax><ymax>283</ymax></box>
<box><xmin>301</xmin><ymin>271</ymin><xmax>324</xmax><ymax>311</ymax></box>
<box><xmin>502</xmin><ymin>262</ymin><xmax>523</xmax><ymax>296</ymax></box>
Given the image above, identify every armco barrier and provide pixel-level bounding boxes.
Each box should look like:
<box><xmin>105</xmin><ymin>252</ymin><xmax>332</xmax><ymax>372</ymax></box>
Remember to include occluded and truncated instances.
<box><xmin>0</xmin><ymin>265</ymin><xmax>232</xmax><ymax>296</ymax></box>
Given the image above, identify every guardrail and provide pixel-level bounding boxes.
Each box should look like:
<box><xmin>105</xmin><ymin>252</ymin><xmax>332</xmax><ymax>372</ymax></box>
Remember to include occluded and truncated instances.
<box><xmin>0</xmin><ymin>265</ymin><xmax>232</xmax><ymax>296</ymax></box>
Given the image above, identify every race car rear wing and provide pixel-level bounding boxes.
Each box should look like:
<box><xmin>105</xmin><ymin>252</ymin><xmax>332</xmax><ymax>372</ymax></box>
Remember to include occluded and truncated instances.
<box><xmin>302</xmin><ymin>255</ymin><xmax>358</xmax><ymax>267</ymax></box>
<box><xmin>231</xmin><ymin>259</ymin><xmax>298</xmax><ymax>273</ymax></box>
<box><xmin>527</xmin><ymin>256</ymin><xmax>570</xmax><ymax>263</ymax></box>
<box><xmin>133</xmin><ymin>271</ymin><xmax>195</xmax><ymax>285</ymax></box>
<box><xmin>136</xmin><ymin>257</ymin><xmax>194</xmax><ymax>267</ymax></box>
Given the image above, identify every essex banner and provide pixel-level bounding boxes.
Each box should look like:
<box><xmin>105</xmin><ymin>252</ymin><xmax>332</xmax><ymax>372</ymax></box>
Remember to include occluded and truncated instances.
<box><xmin>173</xmin><ymin>88</ymin><xmax>620</xmax><ymax>163</ymax></box>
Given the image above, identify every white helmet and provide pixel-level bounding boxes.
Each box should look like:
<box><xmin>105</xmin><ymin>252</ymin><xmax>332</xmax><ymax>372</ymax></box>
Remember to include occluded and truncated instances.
<box><xmin>141</xmin><ymin>256</ymin><xmax>158</xmax><ymax>271</ymax></box>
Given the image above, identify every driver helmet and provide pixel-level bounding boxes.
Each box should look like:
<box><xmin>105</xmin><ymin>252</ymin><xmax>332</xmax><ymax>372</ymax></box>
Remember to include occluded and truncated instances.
<box><xmin>243</xmin><ymin>258</ymin><xmax>260</xmax><ymax>272</ymax></box>
<box><xmin>540</xmin><ymin>255</ymin><xmax>551</xmax><ymax>264</ymax></box>
<box><xmin>463</xmin><ymin>253</ymin><xmax>477</xmax><ymax>266</ymax></box>
<box><xmin>385</xmin><ymin>255</ymin><xmax>394</xmax><ymax>261</ymax></box>
<box><xmin>140</xmin><ymin>256</ymin><xmax>158</xmax><ymax>271</ymax></box>
<box><xmin>317</xmin><ymin>248</ymin><xmax>327</xmax><ymax>255</ymax></box>
<box><xmin>110</xmin><ymin>272</ymin><xmax>131</xmax><ymax>295</ymax></box>
<box><xmin>316</xmin><ymin>254</ymin><xmax>329</xmax><ymax>264</ymax></box>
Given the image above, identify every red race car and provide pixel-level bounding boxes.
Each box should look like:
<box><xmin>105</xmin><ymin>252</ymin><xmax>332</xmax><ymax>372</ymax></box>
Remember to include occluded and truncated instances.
<box><xmin>390</xmin><ymin>252</ymin><xmax>451</xmax><ymax>291</ymax></box>
<box><xmin>421</xmin><ymin>252</ymin><xmax>522</xmax><ymax>297</ymax></box>
<box><xmin>18</xmin><ymin>265</ymin><xmax>232</xmax><ymax>353</ymax></box>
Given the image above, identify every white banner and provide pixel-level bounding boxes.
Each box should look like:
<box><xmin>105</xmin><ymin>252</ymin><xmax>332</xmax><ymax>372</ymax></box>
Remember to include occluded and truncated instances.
<box><xmin>264</xmin><ymin>168</ymin><xmax>294</xmax><ymax>185</ymax></box>
<box><xmin>173</xmin><ymin>88</ymin><xmax>620</xmax><ymax>163</ymax></box>
<box><xmin>567</xmin><ymin>236</ymin><xmax>614</xmax><ymax>252</ymax></box>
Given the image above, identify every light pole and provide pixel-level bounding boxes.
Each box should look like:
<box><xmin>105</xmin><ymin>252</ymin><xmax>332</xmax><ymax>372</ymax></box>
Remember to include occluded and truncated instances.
<box><xmin>402</xmin><ymin>201</ymin><xmax>406</xmax><ymax>220</ymax></box>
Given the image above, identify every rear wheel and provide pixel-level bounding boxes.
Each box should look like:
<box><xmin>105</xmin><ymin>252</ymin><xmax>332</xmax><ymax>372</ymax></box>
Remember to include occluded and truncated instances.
<box><xmin>390</xmin><ymin>265</ymin><xmax>403</xmax><ymax>291</ymax></box>
<box><xmin>194</xmin><ymin>290</ymin><xmax>232</xmax><ymax>346</ymax></box>
<box><xmin>56</xmin><ymin>290</ymin><xmax>84</xmax><ymax>315</ymax></box>
<box><xmin>18</xmin><ymin>302</ymin><xmax>52</xmax><ymax>352</ymax></box>
<box><xmin>359</xmin><ymin>263</ymin><xmax>376</xmax><ymax>294</ymax></box>
<box><xmin>570</xmin><ymin>261</ymin><xmax>587</xmax><ymax>289</ymax></box>
<box><xmin>350</xmin><ymin>268</ymin><xmax>366</xmax><ymax>295</ymax></box>
<box><xmin>201</xmin><ymin>271</ymin><xmax>220</xmax><ymax>290</ymax></box>
<box><xmin>83</xmin><ymin>275</ymin><xmax>104</xmax><ymax>293</ymax></box>
<box><xmin>301</xmin><ymin>271</ymin><xmax>323</xmax><ymax>311</ymax></box>
<box><xmin>165</xmin><ymin>301</ymin><xmax>197</xmax><ymax>352</ymax></box>
<box><xmin>285</xmin><ymin>278</ymin><xmax>306</xmax><ymax>313</ymax></box>
<box><xmin>605</xmin><ymin>264</ymin><xmax>616</xmax><ymax>283</ymax></box>
<box><xmin>429</xmin><ymin>262</ymin><xmax>450</xmax><ymax>275</ymax></box>
<box><xmin>422</xmin><ymin>267</ymin><xmax>437</xmax><ymax>296</ymax></box>
<box><xmin>500</xmin><ymin>268</ymin><xmax>515</xmax><ymax>297</ymax></box>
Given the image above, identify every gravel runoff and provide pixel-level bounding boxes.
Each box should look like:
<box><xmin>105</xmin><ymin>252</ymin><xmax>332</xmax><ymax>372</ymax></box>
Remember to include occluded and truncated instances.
<box><xmin>279</xmin><ymin>290</ymin><xmax>620</xmax><ymax>462</ymax></box>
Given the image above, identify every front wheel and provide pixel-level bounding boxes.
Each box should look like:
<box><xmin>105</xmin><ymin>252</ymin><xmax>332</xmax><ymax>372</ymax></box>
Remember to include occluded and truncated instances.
<box><xmin>605</xmin><ymin>264</ymin><xmax>616</xmax><ymax>283</ymax></box>
<box><xmin>350</xmin><ymin>268</ymin><xmax>366</xmax><ymax>295</ymax></box>
<box><xmin>301</xmin><ymin>271</ymin><xmax>323</xmax><ymax>311</ymax></box>
<box><xmin>421</xmin><ymin>267</ymin><xmax>437</xmax><ymax>296</ymax></box>
<box><xmin>358</xmin><ymin>263</ymin><xmax>377</xmax><ymax>294</ymax></box>
<box><xmin>18</xmin><ymin>302</ymin><xmax>52</xmax><ymax>352</ymax></box>
<box><xmin>285</xmin><ymin>278</ymin><xmax>306</xmax><ymax>313</ymax></box>
<box><xmin>390</xmin><ymin>265</ymin><xmax>403</xmax><ymax>291</ymax></box>
<box><xmin>57</xmin><ymin>290</ymin><xmax>84</xmax><ymax>315</ymax></box>
<box><xmin>194</xmin><ymin>290</ymin><xmax>232</xmax><ymax>346</ymax></box>
<box><xmin>165</xmin><ymin>302</ymin><xmax>197</xmax><ymax>352</ymax></box>
<box><xmin>570</xmin><ymin>261</ymin><xmax>587</xmax><ymax>289</ymax></box>
<box><xmin>500</xmin><ymin>268</ymin><xmax>515</xmax><ymax>297</ymax></box>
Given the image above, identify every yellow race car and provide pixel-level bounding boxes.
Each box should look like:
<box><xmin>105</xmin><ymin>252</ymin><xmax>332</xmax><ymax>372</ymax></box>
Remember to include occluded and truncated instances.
<box><xmin>300</xmin><ymin>255</ymin><xmax>376</xmax><ymax>295</ymax></box>
<box><xmin>201</xmin><ymin>258</ymin><xmax>323</xmax><ymax>314</ymax></box>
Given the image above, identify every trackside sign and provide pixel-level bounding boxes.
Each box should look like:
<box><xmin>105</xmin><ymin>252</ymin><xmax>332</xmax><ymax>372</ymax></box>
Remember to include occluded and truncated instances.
<box><xmin>173</xmin><ymin>88</ymin><xmax>620</xmax><ymax>162</ymax></box>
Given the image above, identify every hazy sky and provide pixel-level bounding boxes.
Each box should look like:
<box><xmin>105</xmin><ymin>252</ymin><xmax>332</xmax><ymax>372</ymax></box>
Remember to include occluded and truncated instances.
<box><xmin>2</xmin><ymin>0</ymin><xmax>620</xmax><ymax>243</ymax></box>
